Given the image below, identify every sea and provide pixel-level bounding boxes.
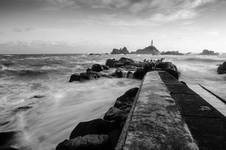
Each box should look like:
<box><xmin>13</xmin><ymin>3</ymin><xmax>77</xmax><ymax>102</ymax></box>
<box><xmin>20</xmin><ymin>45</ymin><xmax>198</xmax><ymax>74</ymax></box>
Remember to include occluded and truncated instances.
<box><xmin>0</xmin><ymin>54</ymin><xmax>226</xmax><ymax>150</ymax></box>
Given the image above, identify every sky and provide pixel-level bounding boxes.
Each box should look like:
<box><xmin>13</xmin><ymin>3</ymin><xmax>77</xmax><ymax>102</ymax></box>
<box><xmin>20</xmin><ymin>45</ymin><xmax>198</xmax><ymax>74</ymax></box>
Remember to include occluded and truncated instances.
<box><xmin>0</xmin><ymin>0</ymin><xmax>226</xmax><ymax>54</ymax></box>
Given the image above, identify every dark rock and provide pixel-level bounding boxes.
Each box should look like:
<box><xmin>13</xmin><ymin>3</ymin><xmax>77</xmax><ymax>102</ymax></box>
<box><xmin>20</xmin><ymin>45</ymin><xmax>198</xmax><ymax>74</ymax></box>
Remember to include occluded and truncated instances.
<box><xmin>156</xmin><ymin>62</ymin><xmax>174</xmax><ymax>70</ymax></box>
<box><xmin>118</xmin><ymin>57</ymin><xmax>134</xmax><ymax>66</ymax></box>
<box><xmin>108</xmin><ymin>129</ymin><xmax>121</xmax><ymax>149</ymax></box>
<box><xmin>133</xmin><ymin>68</ymin><xmax>146</xmax><ymax>80</ymax></box>
<box><xmin>69</xmin><ymin>119</ymin><xmax>118</xmax><ymax>139</ymax></box>
<box><xmin>102</xmin><ymin>65</ymin><xmax>109</xmax><ymax>70</ymax></box>
<box><xmin>124</xmin><ymin>87</ymin><xmax>139</xmax><ymax>97</ymax></box>
<box><xmin>106</xmin><ymin>59</ymin><xmax>116</xmax><ymax>68</ymax></box>
<box><xmin>56</xmin><ymin>134</ymin><xmax>109</xmax><ymax>150</ymax></box>
<box><xmin>217</xmin><ymin>62</ymin><xmax>226</xmax><ymax>74</ymax></box>
<box><xmin>126</xmin><ymin>71</ymin><xmax>133</xmax><ymax>78</ymax></box>
<box><xmin>106</xmin><ymin>57</ymin><xmax>136</xmax><ymax>68</ymax></box>
<box><xmin>165</xmin><ymin>69</ymin><xmax>179</xmax><ymax>80</ymax></box>
<box><xmin>14</xmin><ymin>106</ymin><xmax>32</xmax><ymax>113</ymax></box>
<box><xmin>103</xmin><ymin>107</ymin><xmax>127</xmax><ymax>124</ymax></box>
<box><xmin>200</xmin><ymin>49</ymin><xmax>219</xmax><ymax>55</ymax></box>
<box><xmin>91</xmin><ymin>64</ymin><xmax>103</xmax><ymax>72</ymax></box>
<box><xmin>180</xmin><ymin>81</ymin><xmax>187</xmax><ymax>86</ymax></box>
<box><xmin>111</xmin><ymin>47</ymin><xmax>129</xmax><ymax>54</ymax></box>
<box><xmin>131</xmin><ymin>42</ymin><xmax>160</xmax><ymax>55</ymax></box>
<box><xmin>114</xmin><ymin>87</ymin><xmax>139</xmax><ymax>112</ymax></box>
<box><xmin>143</xmin><ymin>63</ymin><xmax>154</xmax><ymax>72</ymax></box>
<box><xmin>113</xmin><ymin>68</ymin><xmax>123</xmax><ymax>78</ymax></box>
<box><xmin>69</xmin><ymin>73</ymin><xmax>80</xmax><ymax>82</ymax></box>
<box><xmin>31</xmin><ymin>95</ymin><xmax>45</xmax><ymax>99</ymax></box>
<box><xmin>0</xmin><ymin>131</ymin><xmax>20</xmax><ymax>146</ymax></box>
<box><xmin>69</xmin><ymin>72</ymin><xmax>101</xmax><ymax>82</ymax></box>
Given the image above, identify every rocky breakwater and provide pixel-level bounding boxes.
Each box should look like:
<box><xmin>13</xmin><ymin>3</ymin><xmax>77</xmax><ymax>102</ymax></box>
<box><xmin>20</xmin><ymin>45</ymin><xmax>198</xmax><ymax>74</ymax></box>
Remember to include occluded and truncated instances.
<box><xmin>56</xmin><ymin>88</ymin><xmax>139</xmax><ymax>150</ymax></box>
<box><xmin>217</xmin><ymin>62</ymin><xmax>226</xmax><ymax>74</ymax></box>
<box><xmin>59</xmin><ymin>57</ymin><xmax>179</xmax><ymax>150</ymax></box>
<box><xmin>69</xmin><ymin>57</ymin><xmax>179</xmax><ymax>82</ymax></box>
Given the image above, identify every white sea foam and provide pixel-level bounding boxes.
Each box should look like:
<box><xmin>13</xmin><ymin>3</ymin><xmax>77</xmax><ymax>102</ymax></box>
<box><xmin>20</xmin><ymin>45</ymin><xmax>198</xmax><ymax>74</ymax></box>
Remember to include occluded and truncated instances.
<box><xmin>0</xmin><ymin>54</ymin><xmax>226</xmax><ymax>150</ymax></box>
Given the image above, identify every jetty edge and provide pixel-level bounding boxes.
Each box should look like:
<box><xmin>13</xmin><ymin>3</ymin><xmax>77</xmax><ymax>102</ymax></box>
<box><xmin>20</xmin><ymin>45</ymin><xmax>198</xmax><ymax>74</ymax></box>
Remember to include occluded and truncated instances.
<box><xmin>56</xmin><ymin>57</ymin><xmax>226</xmax><ymax>150</ymax></box>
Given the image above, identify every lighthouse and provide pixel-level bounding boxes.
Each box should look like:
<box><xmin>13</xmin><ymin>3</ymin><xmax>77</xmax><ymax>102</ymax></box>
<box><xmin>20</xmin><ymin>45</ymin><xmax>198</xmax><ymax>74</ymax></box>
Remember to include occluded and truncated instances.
<box><xmin>151</xmin><ymin>40</ymin><xmax>153</xmax><ymax>46</ymax></box>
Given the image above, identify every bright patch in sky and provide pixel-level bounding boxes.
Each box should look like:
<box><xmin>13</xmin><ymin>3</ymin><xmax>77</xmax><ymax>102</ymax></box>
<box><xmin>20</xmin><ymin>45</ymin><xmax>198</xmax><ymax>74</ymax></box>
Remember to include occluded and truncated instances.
<box><xmin>0</xmin><ymin>0</ymin><xmax>226</xmax><ymax>53</ymax></box>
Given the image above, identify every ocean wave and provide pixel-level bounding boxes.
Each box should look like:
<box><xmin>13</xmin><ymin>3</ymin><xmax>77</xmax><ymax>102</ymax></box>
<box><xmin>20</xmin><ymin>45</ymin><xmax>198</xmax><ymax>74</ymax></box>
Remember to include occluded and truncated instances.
<box><xmin>182</xmin><ymin>57</ymin><xmax>223</xmax><ymax>63</ymax></box>
<box><xmin>1</xmin><ymin>69</ymin><xmax>49</xmax><ymax>78</ymax></box>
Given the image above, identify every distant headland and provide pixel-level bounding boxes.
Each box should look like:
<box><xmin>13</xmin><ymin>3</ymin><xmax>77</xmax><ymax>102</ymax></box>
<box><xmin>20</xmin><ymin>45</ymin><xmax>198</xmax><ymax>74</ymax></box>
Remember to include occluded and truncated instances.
<box><xmin>110</xmin><ymin>40</ymin><xmax>220</xmax><ymax>55</ymax></box>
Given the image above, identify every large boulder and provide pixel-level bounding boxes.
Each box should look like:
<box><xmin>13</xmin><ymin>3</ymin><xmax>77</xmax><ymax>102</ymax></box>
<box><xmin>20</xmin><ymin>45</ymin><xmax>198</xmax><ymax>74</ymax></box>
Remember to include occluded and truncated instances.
<box><xmin>91</xmin><ymin>64</ymin><xmax>109</xmax><ymax>72</ymax></box>
<box><xmin>133</xmin><ymin>68</ymin><xmax>146</xmax><ymax>80</ymax></box>
<box><xmin>105</xmin><ymin>57</ymin><xmax>136</xmax><ymax>68</ymax></box>
<box><xmin>106</xmin><ymin>59</ymin><xmax>116</xmax><ymax>68</ymax></box>
<box><xmin>69</xmin><ymin>119</ymin><xmax>118</xmax><ymax>139</ymax></box>
<box><xmin>103</xmin><ymin>107</ymin><xmax>127</xmax><ymax>125</ymax></box>
<box><xmin>69</xmin><ymin>72</ymin><xmax>101</xmax><ymax>82</ymax></box>
<box><xmin>56</xmin><ymin>134</ymin><xmax>109</xmax><ymax>150</ymax></box>
<box><xmin>217</xmin><ymin>62</ymin><xmax>226</xmax><ymax>74</ymax></box>
<box><xmin>165</xmin><ymin>69</ymin><xmax>179</xmax><ymax>80</ymax></box>
<box><xmin>112</xmin><ymin>68</ymin><xmax>124</xmax><ymax>78</ymax></box>
<box><xmin>156</xmin><ymin>62</ymin><xmax>173</xmax><ymax>70</ymax></box>
<box><xmin>114</xmin><ymin>87</ymin><xmax>139</xmax><ymax>112</ymax></box>
<box><xmin>91</xmin><ymin>64</ymin><xmax>103</xmax><ymax>72</ymax></box>
<box><xmin>118</xmin><ymin>57</ymin><xmax>134</xmax><ymax>66</ymax></box>
<box><xmin>69</xmin><ymin>73</ymin><xmax>80</xmax><ymax>82</ymax></box>
<box><xmin>0</xmin><ymin>131</ymin><xmax>20</xmax><ymax>146</ymax></box>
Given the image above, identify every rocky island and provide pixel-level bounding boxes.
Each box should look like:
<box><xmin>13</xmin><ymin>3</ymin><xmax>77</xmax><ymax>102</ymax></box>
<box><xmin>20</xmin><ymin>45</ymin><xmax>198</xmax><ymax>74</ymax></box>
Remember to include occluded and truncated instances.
<box><xmin>200</xmin><ymin>49</ymin><xmax>219</xmax><ymax>55</ymax></box>
<box><xmin>111</xmin><ymin>47</ymin><xmax>129</xmax><ymax>54</ymax></box>
<box><xmin>131</xmin><ymin>40</ymin><xmax>160</xmax><ymax>55</ymax></box>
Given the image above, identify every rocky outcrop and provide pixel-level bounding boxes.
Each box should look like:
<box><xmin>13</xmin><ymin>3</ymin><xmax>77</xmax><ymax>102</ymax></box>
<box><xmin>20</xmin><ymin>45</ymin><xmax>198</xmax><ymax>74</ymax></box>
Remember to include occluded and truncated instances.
<box><xmin>131</xmin><ymin>44</ymin><xmax>160</xmax><ymax>55</ymax></box>
<box><xmin>91</xmin><ymin>64</ymin><xmax>109</xmax><ymax>72</ymax></box>
<box><xmin>69</xmin><ymin>72</ymin><xmax>100</xmax><ymax>82</ymax></box>
<box><xmin>69</xmin><ymin>64</ymin><xmax>110</xmax><ymax>82</ymax></box>
<box><xmin>200</xmin><ymin>49</ymin><xmax>219</xmax><ymax>55</ymax></box>
<box><xmin>105</xmin><ymin>57</ymin><xmax>136</xmax><ymax>68</ymax></box>
<box><xmin>56</xmin><ymin>87</ymin><xmax>139</xmax><ymax>150</ymax></box>
<box><xmin>69</xmin><ymin>57</ymin><xmax>179</xmax><ymax>82</ymax></box>
<box><xmin>217</xmin><ymin>62</ymin><xmax>226</xmax><ymax>74</ymax></box>
<box><xmin>111</xmin><ymin>47</ymin><xmax>129</xmax><ymax>54</ymax></box>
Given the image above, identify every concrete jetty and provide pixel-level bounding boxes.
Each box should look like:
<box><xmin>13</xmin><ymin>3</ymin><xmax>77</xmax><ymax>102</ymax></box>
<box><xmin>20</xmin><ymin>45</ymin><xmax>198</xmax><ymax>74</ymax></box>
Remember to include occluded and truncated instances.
<box><xmin>116</xmin><ymin>71</ymin><xmax>226</xmax><ymax>150</ymax></box>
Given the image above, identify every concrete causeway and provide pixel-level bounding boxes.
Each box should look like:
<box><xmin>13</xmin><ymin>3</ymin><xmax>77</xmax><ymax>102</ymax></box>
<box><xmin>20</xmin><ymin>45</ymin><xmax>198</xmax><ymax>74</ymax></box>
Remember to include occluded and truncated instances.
<box><xmin>116</xmin><ymin>71</ymin><xmax>226</xmax><ymax>150</ymax></box>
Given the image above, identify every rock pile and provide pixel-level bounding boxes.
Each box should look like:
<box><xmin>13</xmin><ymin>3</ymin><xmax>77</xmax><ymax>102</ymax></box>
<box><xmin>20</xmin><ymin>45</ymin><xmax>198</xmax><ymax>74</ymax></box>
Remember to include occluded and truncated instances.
<box><xmin>217</xmin><ymin>62</ymin><xmax>226</xmax><ymax>74</ymax></box>
<box><xmin>56</xmin><ymin>87</ymin><xmax>139</xmax><ymax>150</ymax></box>
<box><xmin>58</xmin><ymin>57</ymin><xmax>179</xmax><ymax>150</ymax></box>
<box><xmin>69</xmin><ymin>57</ymin><xmax>179</xmax><ymax>82</ymax></box>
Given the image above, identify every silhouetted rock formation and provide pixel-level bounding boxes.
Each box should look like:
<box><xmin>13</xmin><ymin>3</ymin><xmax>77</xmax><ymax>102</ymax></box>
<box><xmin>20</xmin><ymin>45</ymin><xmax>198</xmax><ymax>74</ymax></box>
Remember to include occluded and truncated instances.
<box><xmin>200</xmin><ymin>49</ymin><xmax>219</xmax><ymax>55</ymax></box>
<box><xmin>111</xmin><ymin>47</ymin><xmax>129</xmax><ymax>54</ymax></box>
<box><xmin>131</xmin><ymin>41</ymin><xmax>160</xmax><ymax>55</ymax></box>
<box><xmin>161</xmin><ymin>51</ymin><xmax>184</xmax><ymax>55</ymax></box>
<box><xmin>217</xmin><ymin>62</ymin><xmax>226</xmax><ymax>74</ymax></box>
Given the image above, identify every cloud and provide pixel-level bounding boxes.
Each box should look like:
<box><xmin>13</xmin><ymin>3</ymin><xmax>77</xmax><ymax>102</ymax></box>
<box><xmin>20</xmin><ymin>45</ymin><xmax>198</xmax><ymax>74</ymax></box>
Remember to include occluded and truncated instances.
<box><xmin>12</xmin><ymin>27</ymin><xmax>35</xmax><ymax>33</ymax></box>
<box><xmin>0</xmin><ymin>0</ymin><xmax>220</xmax><ymax>24</ymax></box>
